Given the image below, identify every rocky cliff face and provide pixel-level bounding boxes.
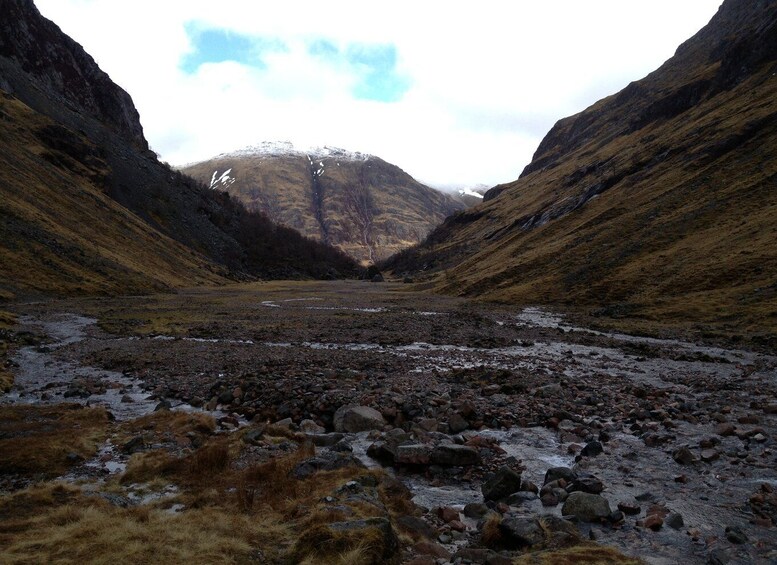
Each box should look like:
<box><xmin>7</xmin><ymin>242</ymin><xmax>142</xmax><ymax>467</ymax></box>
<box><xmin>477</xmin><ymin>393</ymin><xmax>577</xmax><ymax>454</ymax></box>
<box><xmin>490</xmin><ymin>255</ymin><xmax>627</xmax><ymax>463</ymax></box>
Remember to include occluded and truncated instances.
<box><xmin>183</xmin><ymin>144</ymin><xmax>466</xmax><ymax>264</ymax></box>
<box><xmin>0</xmin><ymin>0</ymin><xmax>147</xmax><ymax>151</ymax></box>
<box><xmin>386</xmin><ymin>0</ymin><xmax>777</xmax><ymax>338</ymax></box>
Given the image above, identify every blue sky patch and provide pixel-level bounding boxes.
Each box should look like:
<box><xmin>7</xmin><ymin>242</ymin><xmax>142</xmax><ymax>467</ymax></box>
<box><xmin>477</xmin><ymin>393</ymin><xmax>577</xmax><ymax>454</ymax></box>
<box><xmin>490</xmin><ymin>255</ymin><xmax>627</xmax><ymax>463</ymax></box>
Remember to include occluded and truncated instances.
<box><xmin>309</xmin><ymin>40</ymin><xmax>410</xmax><ymax>103</ymax></box>
<box><xmin>181</xmin><ymin>24</ymin><xmax>286</xmax><ymax>73</ymax></box>
<box><xmin>346</xmin><ymin>44</ymin><xmax>410</xmax><ymax>103</ymax></box>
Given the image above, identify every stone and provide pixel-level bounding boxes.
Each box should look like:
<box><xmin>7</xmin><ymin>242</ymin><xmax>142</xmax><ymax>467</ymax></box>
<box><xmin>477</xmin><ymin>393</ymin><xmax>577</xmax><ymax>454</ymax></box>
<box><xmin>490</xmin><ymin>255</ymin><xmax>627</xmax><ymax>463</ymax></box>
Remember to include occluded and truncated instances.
<box><xmin>568</xmin><ymin>475</ymin><xmax>604</xmax><ymax>494</ymax></box>
<box><xmin>617</xmin><ymin>501</ymin><xmax>641</xmax><ymax>515</ymax></box>
<box><xmin>395</xmin><ymin>515</ymin><xmax>436</xmax><ymax>539</ymax></box>
<box><xmin>395</xmin><ymin>444</ymin><xmax>432</xmax><ymax>465</ymax></box>
<box><xmin>292</xmin><ymin>453</ymin><xmax>365</xmax><ymax>479</ymax></box>
<box><xmin>154</xmin><ymin>400</ymin><xmax>171</xmax><ymax>411</ymax></box>
<box><xmin>581</xmin><ymin>441</ymin><xmax>604</xmax><ymax>457</ymax></box>
<box><xmin>307</xmin><ymin>432</ymin><xmax>345</xmax><ymax>447</ymax></box>
<box><xmin>666</xmin><ymin>512</ymin><xmax>684</xmax><ymax>529</ymax></box>
<box><xmin>673</xmin><ymin>447</ymin><xmax>699</xmax><ymax>465</ymax></box>
<box><xmin>448</xmin><ymin>412</ymin><xmax>469</xmax><ymax>433</ymax></box>
<box><xmin>707</xmin><ymin>549</ymin><xmax>731</xmax><ymax>565</ymax></box>
<box><xmin>541</xmin><ymin>493</ymin><xmax>559</xmax><ymax>507</ymax></box>
<box><xmin>505</xmin><ymin>491</ymin><xmax>538</xmax><ymax>505</ymax></box>
<box><xmin>299</xmin><ymin>419</ymin><xmax>325</xmax><ymax>434</ymax></box>
<box><xmin>413</xmin><ymin>541</ymin><xmax>451</xmax><ymax>559</ymax></box>
<box><xmin>700</xmin><ymin>449</ymin><xmax>719</xmax><ymax>462</ymax></box>
<box><xmin>544</xmin><ymin>467</ymin><xmax>577</xmax><ymax>485</ymax></box>
<box><xmin>333</xmin><ymin>405</ymin><xmax>386</xmax><ymax>433</ymax></box>
<box><xmin>499</xmin><ymin>517</ymin><xmax>544</xmax><ymax>548</ymax></box>
<box><xmin>122</xmin><ymin>435</ymin><xmax>146</xmax><ymax>454</ymax></box>
<box><xmin>482</xmin><ymin>466</ymin><xmax>523</xmax><ymax>502</ymax></box>
<box><xmin>715</xmin><ymin>422</ymin><xmax>736</xmax><ymax>436</ymax></box>
<box><xmin>437</xmin><ymin>506</ymin><xmax>460</xmax><ymax>523</ymax></box>
<box><xmin>418</xmin><ymin>418</ymin><xmax>438</xmax><ymax>432</ymax></box>
<box><xmin>430</xmin><ymin>444</ymin><xmax>481</xmax><ymax>466</ymax></box>
<box><xmin>725</xmin><ymin>525</ymin><xmax>748</xmax><ymax>544</ymax></box>
<box><xmin>314</xmin><ymin>517</ymin><xmax>398</xmax><ymax>561</ymax></box>
<box><xmin>366</xmin><ymin>441</ymin><xmax>396</xmax><ymax>464</ymax></box>
<box><xmin>463</xmin><ymin>502</ymin><xmax>489</xmax><ymax>518</ymax></box>
<box><xmin>561</xmin><ymin>492</ymin><xmax>611</xmax><ymax>522</ymax></box>
<box><xmin>644</xmin><ymin>514</ymin><xmax>663</xmax><ymax>530</ymax></box>
<box><xmin>331</xmin><ymin>440</ymin><xmax>353</xmax><ymax>453</ymax></box>
<box><xmin>449</xmin><ymin>520</ymin><xmax>467</xmax><ymax>532</ymax></box>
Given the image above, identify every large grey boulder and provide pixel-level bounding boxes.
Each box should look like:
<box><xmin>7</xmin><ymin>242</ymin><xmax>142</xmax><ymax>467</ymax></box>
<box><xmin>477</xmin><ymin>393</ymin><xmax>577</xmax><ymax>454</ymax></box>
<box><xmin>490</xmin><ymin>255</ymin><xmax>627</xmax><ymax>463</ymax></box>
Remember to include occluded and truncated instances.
<box><xmin>561</xmin><ymin>492</ymin><xmax>612</xmax><ymax>522</ymax></box>
<box><xmin>333</xmin><ymin>405</ymin><xmax>386</xmax><ymax>433</ymax></box>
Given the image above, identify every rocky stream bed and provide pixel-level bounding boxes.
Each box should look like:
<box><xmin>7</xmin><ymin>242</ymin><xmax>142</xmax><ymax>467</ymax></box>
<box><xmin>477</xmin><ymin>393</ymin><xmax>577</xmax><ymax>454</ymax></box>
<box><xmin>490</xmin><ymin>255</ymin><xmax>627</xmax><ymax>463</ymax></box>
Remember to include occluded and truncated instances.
<box><xmin>2</xmin><ymin>281</ymin><xmax>777</xmax><ymax>564</ymax></box>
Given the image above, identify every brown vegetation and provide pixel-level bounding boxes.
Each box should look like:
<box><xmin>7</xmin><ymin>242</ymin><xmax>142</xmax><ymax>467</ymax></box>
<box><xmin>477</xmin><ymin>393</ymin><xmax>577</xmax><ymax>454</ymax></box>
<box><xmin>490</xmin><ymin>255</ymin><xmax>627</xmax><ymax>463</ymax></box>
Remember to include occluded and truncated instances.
<box><xmin>0</xmin><ymin>404</ymin><xmax>108</xmax><ymax>478</ymax></box>
<box><xmin>385</xmin><ymin>1</ymin><xmax>777</xmax><ymax>342</ymax></box>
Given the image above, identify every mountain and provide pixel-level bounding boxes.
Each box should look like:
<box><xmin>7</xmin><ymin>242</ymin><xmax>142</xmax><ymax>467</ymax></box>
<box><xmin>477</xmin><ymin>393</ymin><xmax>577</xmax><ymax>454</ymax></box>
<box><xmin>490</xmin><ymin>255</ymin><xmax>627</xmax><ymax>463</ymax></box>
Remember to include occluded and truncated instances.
<box><xmin>386</xmin><ymin>0</ymin><xmax>777</xmax><ymax>339</ymax></box>
<box><xmin>182</xmin><ymin>143</ymin><xmax>466</xmax><ymax>264</ymax></box>
<box><xmin>0</xmin><ymin>0</ymin><xmax>357</xmax><ymax>298</ymax></box>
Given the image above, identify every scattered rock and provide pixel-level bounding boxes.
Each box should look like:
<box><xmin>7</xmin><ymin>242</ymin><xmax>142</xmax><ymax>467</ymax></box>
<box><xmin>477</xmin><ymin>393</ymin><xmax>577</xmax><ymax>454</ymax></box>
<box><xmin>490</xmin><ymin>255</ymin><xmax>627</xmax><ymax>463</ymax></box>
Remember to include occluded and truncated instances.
<box><xmin>544</xmin><ymin>467</ymin><xmax>577</xmax><ymax>485</ymax></box>
<box><xmin>617</xmin><ymin>501</ymin><xmax>641</xmax><ymax>515</ymax></box>
<box><xmin>643</xmin><ymin>514</ymin><xmax>663</xmax><ymax>531</ymax></box>
<box><xmin>395</xmin><ymin>444</ymin><xmax>432</xmax><ymax>466</ymax></box>
<box><xmin>396</xmin><ymin>515</ymin><xmax>436</xmax><ymax>540</ymax></box>
<box><xmin>333</xmin><ymin>405</ymin><xmax>386</xmax><ymax>433</ymax></box>
<box><xmin>666</xmin><ymin>512</ymin><xmax>684</xmax><ymax>529</ymax></box>
<box><xmin>437</xmin><ymin>506</ymin><xmax>459</xmax><ymax>523</ymax></box>
<box><xmin>672</xmin><ymin>447</ymin><xmax>699</xmax><ymax>465</ymax></box>
<box><xmin>463</xmin><ymin>502</ymin><xmax>489</xmax><ymax>518</ymax></box>
<box><xmin>580</xmin><ymin>441</ymin><xmax>604</xmax><ymax>457</ymax></box>
<box><xmin>725</xmin><ymin>525</ymin><xmax>748</xmax><ymax>544</ymax></box>
<box><xmin>498</xmin><ymin>517</ymin><xmax>544</xmax><ymax>548</ymax></box>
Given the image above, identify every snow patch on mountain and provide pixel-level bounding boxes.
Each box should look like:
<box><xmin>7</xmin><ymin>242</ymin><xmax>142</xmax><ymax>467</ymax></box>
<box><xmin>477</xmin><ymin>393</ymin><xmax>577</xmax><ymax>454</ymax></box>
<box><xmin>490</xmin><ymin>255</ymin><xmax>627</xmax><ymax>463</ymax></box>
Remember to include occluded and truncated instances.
<box><xmin>210</xmin><ymin>168</ymin><xmax>236</xmax><ymax>189</ymax></box>
<box><xmin>459</xmin><ymin>188</ymin><xmax>484</xmax><ymax>199</ymax></box>
<box><xmin>217</xmin><ymin>141</ymin><xmax>372</xmax><ymax>162</ymax></box>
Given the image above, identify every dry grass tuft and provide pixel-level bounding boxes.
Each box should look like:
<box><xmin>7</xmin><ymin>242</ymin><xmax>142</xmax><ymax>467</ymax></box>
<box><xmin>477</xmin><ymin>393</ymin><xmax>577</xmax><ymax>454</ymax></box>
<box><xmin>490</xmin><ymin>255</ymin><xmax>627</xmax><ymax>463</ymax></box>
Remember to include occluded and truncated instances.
<box><xmin>120</xmin><ymin>450</ymin><xmax>180</xmax><ymax>485</ymax></box>
<box><xmin>0</xmin><ymin>494</ymin><xmax>292</xmax><ymax>564</ymax></box>
<box><xmin>187</xmin><ymin>443</ymin><xmax>230</xmax><ymax>477</ymax></box>
<box><xmin>512</xmin><ymin>543</ymin><xmax>644</xmax><ymax>564</ymax></box>
<box><xmin>0</xmin><ymin>404</ymin><xmax>108</xmax><ymax>478</ymax></box>
<box><xmin>480</xmin><ymin>512</ymin><xmax>503</xmax><ymax>547</ymax></box>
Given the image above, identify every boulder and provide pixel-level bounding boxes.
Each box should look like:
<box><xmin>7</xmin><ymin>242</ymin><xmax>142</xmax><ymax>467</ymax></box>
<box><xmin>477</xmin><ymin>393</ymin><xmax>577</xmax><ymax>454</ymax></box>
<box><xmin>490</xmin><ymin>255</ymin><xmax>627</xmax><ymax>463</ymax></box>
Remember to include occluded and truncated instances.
<box><xmin>498</xmin><ymin>517</ymin><xmax>544</xmax><ymax>548</ymax></box>
<box><xmin>448</xmin><ymin>412</ymin><xmax>469</xmax><ymax>433</ymax></box>
<box><xmin>673</xmin><ymin>447</ymin><xmax>699</xmax><ymax>465</ymax></box>
<box><xmin>561</xmin><ymin>492</ymin><xmax>612</xmax><ymax>522</ymax></box>
<box><xmin>544</xmin><ymin>467</ymin><xmax>577</xmax><ymax>485</ymax></box>
<box><xmin>334</xmin><ymin>405</ymin><xmax>386</xmax><ymax>433</ymax></box>
<box><xmin>482</xmin><ymin>466</ymin><xmax>523</xmax><ymax>501</ymax></box>
<box><xmin>430</xmin><ymin>444</ymin><xmax>481</xmax><ymax>466</ymax></box>
<box><xmin>395</xmin><ymin>444</ymin><xmax>432</xmax><ymax>465</ymax></box>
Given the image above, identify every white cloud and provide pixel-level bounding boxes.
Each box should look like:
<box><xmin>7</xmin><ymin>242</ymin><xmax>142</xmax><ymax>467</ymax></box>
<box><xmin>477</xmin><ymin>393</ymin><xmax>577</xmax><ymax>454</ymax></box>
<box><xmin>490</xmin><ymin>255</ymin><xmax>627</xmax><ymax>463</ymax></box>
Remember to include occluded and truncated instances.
<box><xmin>34</xmin><ymin>0</ymin><xmax>722</xmax><ymax>188</ymax></box>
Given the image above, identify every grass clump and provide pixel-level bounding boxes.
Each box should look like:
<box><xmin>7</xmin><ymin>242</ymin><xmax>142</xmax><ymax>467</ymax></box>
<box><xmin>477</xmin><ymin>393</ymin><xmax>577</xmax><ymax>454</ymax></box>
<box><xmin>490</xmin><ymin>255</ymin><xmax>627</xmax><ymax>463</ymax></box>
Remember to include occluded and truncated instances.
<box><xmin>0</xmin><ymin>404</ymin><xmax>109</xmax><ymax>478</ymax></box>
<box><xmin>513</xmin><ymin>544</ymin><xmax>644</xmax><ymax>564</ymax></box>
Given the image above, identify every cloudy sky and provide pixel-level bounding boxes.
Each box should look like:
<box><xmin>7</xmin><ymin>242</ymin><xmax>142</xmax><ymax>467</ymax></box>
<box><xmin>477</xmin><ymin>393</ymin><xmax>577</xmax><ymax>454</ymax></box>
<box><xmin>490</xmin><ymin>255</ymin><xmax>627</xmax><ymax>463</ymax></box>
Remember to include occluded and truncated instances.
<box><xmin>36</xmin><ymin>0</ymin><xmax>721</xmax><ymax>190</ymax></box>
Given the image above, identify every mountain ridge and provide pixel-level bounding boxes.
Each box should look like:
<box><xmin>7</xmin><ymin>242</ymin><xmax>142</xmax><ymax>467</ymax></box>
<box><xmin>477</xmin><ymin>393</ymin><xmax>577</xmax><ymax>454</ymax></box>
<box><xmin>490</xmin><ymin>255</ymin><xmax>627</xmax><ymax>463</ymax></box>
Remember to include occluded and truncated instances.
<box><xmin>385</xmin><ymin>0</ymin><xmax>777</xmax><ymax>340</ymax></box>
<box><xmin>183</xmin><ymin>145</ymin><xmax>466</xmax><ymax>264</ymax></box>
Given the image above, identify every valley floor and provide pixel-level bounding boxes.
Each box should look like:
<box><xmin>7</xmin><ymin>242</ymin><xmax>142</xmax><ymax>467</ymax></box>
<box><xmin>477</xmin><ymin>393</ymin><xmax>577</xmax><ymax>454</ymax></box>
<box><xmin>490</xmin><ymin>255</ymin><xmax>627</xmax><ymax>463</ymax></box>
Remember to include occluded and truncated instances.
<box><xmin>1</xmin><ymin>281</ymin><xmax>776</xmax><ymax>564</ymax></box>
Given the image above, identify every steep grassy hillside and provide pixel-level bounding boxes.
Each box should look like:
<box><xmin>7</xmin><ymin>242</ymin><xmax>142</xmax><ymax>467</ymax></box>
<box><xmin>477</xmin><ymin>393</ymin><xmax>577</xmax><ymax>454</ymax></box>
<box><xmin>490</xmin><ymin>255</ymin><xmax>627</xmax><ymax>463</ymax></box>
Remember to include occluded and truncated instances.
<box><xmin>183</xmin><ymin>145</ymin><xmax>465</xmax><ymax>264</ymax></box>
<box><xmin>0</xmin><ymin>0</ymin><xmax>358</xmax><ymax>297</ymax></box>
<box><xmin>386</xmin><ymin>0</ymin><xmax>777</xmax><ymax>340</ymax></box>
<box><xmin>0</xmin><ymin>92</ymin><xmax>227</xmax><ymax>296</ymax></box>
